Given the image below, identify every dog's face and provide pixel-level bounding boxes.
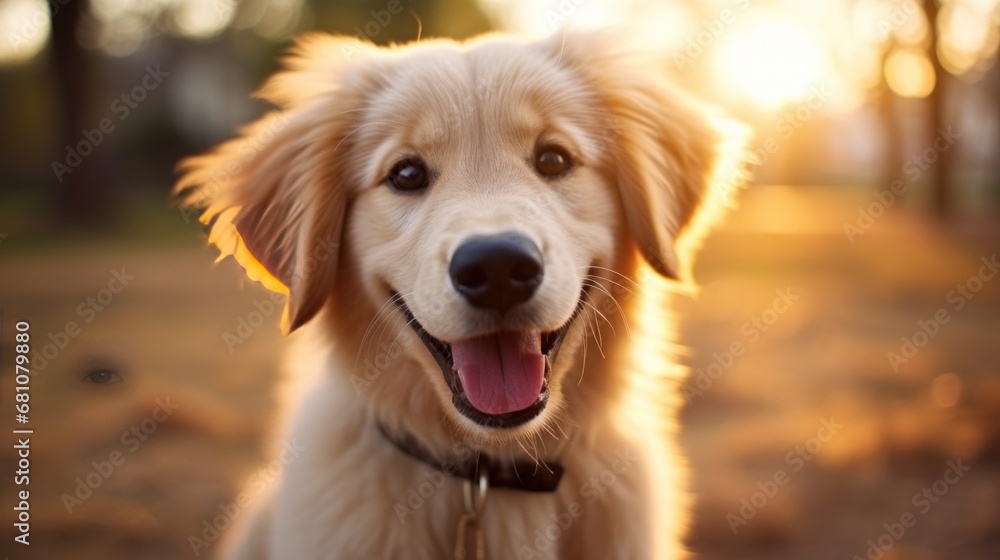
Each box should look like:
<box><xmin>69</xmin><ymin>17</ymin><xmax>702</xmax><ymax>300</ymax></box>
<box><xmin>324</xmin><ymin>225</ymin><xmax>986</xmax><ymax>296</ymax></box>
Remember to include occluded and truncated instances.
<box><xmin>176</xmin><ymin>32</ymin><xmax>743</xmax><ymax>441</ymax></box>
<box><xmin>346</xmin><ymin>44</ymin><xmax>621</xmax><ymax>432</ymax></box>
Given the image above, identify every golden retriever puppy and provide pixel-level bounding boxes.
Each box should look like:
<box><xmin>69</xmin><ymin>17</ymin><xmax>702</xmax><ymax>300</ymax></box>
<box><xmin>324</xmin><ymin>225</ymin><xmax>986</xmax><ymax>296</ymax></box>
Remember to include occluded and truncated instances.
<box><xmin>176</xmin><ymin>29</ymin><xmax>745</xmax><ymax>560</ymax></box>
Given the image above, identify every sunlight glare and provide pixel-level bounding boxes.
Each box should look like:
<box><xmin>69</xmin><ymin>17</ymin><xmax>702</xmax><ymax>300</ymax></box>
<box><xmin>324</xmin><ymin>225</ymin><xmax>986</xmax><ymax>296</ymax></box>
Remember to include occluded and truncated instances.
<box><xmin>0</xmin><ymin>0</ymin><xmax>50</xmax><ymax>65</ymax></box>
<box><xmin>719</xmin><ymin>20</ymin><xmax>823</xmax><ymax>109</ymax></box>
<box><xmin>477</xmin><ymin>0</ymin><xmax>692</xmax><ymax>52</ymax></box>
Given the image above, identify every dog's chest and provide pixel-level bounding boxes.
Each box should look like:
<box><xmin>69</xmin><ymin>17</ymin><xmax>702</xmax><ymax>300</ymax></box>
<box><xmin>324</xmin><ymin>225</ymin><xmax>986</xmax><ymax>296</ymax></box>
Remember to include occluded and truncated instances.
<box><xmin>270</xmin><ymin>438</ymin><xmax>653</xmax><ymax>559</ymax></box>
<box><xmin>265</xmin><ymin>376</ymin><xmax>657</xmax><ymax>559</ymax></box>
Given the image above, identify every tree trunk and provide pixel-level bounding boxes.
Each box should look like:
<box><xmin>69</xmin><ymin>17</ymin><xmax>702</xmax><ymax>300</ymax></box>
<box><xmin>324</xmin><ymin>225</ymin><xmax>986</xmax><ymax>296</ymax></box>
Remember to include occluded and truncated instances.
<box><xmin>49</xmin><ymin>0</ymin><xmax>110</xmax><ymax>227</ymax></box>
<box><xmin>924</xmin><ymin>0</ymin><xmax>953</xmax><ymax>217</ymax></box>
<box><xmin>878</xmin><ymin>44</ymin><xmax>904</xmax><ymax>194</ymax></box>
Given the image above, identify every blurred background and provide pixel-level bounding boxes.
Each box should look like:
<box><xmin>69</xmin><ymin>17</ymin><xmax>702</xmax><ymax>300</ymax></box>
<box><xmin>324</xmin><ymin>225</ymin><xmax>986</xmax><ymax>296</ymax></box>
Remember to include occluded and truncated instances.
<box><xmin>1</xmin><ymin>0</ymin><xmax>998</xmax><ymax>558</ymax></box>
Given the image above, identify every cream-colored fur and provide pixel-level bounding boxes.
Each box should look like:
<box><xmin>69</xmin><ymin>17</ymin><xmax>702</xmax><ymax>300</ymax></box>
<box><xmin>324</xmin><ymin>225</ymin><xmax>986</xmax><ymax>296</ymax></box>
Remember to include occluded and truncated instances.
<box><xmin>176</xmin><ymin>29</ymin><xmax>746</xmax><ymax>560</ymax></box>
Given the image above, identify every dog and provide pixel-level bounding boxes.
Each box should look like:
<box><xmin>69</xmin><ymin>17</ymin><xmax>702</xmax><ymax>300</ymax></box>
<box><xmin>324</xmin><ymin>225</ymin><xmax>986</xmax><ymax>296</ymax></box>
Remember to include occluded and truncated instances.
<box><xmin>175</xmin><ymin>28</ymin><xmax>746</xmax><ymax>560</ymax></box>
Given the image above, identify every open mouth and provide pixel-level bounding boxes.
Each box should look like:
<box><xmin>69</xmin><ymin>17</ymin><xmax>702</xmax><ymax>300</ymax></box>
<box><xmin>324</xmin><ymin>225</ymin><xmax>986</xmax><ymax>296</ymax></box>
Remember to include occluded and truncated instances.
<box><xmin>392</xmin><ymin>289</ymin><xmax>587</xmax><ymax>429</ymax></box>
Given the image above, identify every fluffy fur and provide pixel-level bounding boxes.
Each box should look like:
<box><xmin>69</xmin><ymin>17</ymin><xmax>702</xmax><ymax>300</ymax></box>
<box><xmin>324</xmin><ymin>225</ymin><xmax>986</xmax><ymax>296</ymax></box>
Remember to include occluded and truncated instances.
<box><xmin>176</xmin><ymin>29</ymin><xmax>746</xmax><ymax>560</ymax></box>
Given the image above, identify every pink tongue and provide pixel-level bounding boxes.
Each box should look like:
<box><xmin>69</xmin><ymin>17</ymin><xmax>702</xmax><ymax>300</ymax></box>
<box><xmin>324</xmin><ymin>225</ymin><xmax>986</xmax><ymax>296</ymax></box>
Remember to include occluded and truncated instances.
<box><xmin>451</xmin><ymin>331</ymin><xmax>545</xmax><ymax>415</ymax></box>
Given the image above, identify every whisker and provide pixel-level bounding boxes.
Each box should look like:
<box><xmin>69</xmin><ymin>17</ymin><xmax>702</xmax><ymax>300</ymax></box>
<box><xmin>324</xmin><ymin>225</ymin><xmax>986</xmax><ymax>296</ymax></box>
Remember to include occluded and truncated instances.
<box><xmin>581</xmin><ymin>302</ymin><xmax>607</xmax><ymax>359</ymax></box>
<box><xmin>356</xmin><ymin>293</ymin><xmax>404</xmax><ymax>357</ymax></box>
<box><xmin>366</xmin><ymin>290</ymin><xmax>421</xmax><ymax>376</ymax></box>
<box><xmin>583</xmin><ymin>276</ymin><xmax>633</xmax><ymax>341</ymax></box>
<box><xmin>578</xmin><ymin>265</ymin><xmax>639</xmax><ymax>295</ymax></box>
<box><xmin>584</xmin><ymin>300</ymin><xmax>615</xmax><ymax>338</ymax></box>
<box><xmin>515</xmin><ymin>438</ymin><xmax>539</xmax><ymax>470</ymax></box>
<box><xmin>353</xmin><ymin>292</ymin><xmax>407</xmax><ymax>377</ymax></box>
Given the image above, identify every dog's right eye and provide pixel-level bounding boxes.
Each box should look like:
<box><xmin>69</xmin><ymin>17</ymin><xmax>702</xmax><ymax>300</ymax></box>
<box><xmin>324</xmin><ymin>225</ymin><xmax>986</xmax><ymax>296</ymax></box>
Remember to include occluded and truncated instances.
<box><xmin>387</xmin><ymin>158</ymin><xmax>429</xmax><ymax>191</ymax></box>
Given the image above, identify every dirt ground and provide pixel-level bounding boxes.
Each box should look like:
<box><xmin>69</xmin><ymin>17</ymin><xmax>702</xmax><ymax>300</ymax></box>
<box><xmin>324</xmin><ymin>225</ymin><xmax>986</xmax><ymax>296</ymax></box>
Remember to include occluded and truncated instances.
<box><xmin>1</xmin><ymin>185</ymin><xmax>998</xmax><ymax>559</ymax></box>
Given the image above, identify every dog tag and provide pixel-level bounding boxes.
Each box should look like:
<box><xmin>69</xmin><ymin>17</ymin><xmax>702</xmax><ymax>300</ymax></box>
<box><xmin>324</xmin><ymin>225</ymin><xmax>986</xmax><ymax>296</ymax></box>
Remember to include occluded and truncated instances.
<box><xmin>455</xmin><ymin>471</ymin><xmax>489</xmax><ymax>560</ymax></box>
<box><xmin>454</xmin><ymin>513</ymin><xmax>486</xmax><ymax>560</ymax></box>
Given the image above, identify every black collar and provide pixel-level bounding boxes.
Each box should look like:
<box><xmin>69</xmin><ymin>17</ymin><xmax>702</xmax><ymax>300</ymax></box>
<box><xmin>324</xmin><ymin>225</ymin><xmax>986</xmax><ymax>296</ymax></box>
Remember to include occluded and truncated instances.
<box><xmin>378</xmin><ymin>423</ymin><xmax>565</xmax><ymax>493</ymax></box>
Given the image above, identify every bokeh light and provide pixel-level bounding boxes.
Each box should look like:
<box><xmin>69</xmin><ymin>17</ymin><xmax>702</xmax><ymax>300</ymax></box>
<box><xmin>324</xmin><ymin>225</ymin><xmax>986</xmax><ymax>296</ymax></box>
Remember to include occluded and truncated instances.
<box><xmin>931</xmin><ymin>372</ymin><xmax>963</xmax><ymax>408</ymax></box>
<box><xmin>939</xmin><ymin>0</ymin><xmax>1000</xmax><ymax>76</ymax></box>
<box><xmin>884</xmin><ymin>47</ymin><xmax>936</xmax><ymax>98</ymax></box>
<box><xmin>3</xmin><ymin>0</ymin><xmax>998</xmax><ymax>112</ymax></box>
<box><xmin>172</xmin><ymin>0</ymin><xmax>236</xmax><ymax>40</ymax></box>
<box><xmin>0</xmin><ymin>0</ymin><xmax>49</xmax><ymax>65</ymax></box>
<box><xmin>0</xmin><ymin>0</ymin><xmax>307</xmax><ymax>60</ymax></box>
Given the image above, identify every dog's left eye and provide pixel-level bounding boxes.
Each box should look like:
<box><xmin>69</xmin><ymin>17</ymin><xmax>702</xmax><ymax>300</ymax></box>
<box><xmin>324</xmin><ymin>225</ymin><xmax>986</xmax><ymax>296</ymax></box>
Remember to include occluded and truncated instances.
<box><xmin>387</xmin><ymin>158</ymin><xmax>429</xmax><ymax>191</ymax></box>
<box><xmin>534</xmin><ymin>145</ymin><xmax>572</xmax><ymax>177</ymax></box>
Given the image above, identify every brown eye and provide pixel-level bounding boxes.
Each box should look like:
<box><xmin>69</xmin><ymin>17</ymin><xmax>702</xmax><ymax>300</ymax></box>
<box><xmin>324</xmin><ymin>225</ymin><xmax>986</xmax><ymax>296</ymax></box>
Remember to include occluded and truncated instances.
<box><xmin>387</xmin><ymin>158</ymin><xmax>429</xmax><ymax>191</ymax></box>
<box><xmin>534</xmin><ymin>146</ymin><xmax>571</xmax><ymax>177</ymax></box>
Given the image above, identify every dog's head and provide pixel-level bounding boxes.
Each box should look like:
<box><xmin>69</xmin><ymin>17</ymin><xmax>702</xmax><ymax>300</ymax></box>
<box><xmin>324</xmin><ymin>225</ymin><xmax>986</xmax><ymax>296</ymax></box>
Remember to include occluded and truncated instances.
<box><xmin>176</xmin><ymin>30</ymin><xmax>746</xmax><ymax>441</ymax></box>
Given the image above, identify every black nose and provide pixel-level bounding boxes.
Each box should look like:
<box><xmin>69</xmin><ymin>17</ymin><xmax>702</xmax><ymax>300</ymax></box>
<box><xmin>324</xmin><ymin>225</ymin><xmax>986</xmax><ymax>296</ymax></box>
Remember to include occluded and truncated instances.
<box><xmin>449</xmin><ymin>233</ymin><xmax>544</xmax><ymax>313</ymax></box>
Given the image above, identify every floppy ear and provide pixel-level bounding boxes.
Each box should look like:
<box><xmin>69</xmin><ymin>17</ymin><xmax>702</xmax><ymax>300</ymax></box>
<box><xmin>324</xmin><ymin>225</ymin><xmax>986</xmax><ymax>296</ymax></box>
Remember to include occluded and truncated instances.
<box><xmin>174</xmin><ymin>35</ymin><xmax>380</xmax><ymax>333</ymax></box>
<box><xmin>549</xmin><ymin>31</ymin><xmax>749</xmax><ymax>282</ymax></box>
